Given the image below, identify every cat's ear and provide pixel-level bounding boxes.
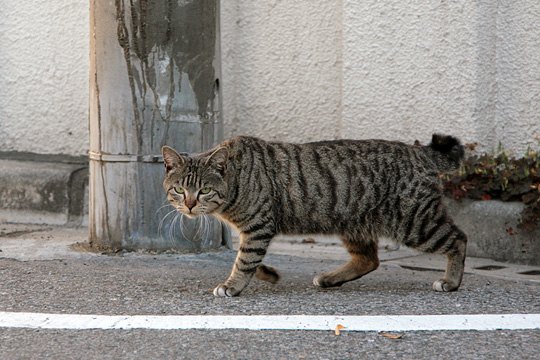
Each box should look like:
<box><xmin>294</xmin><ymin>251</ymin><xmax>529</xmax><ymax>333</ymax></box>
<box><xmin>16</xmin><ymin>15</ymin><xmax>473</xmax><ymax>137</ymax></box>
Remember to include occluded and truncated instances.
<box><xmin>205</xmin><ymin>146</ymin><xmax>229</xmax><ymax>173</ymax></box>
<box><xmin>162</xmin><ymin>146</ymin><xmax>185</xmax><ymax>173</ymax></box>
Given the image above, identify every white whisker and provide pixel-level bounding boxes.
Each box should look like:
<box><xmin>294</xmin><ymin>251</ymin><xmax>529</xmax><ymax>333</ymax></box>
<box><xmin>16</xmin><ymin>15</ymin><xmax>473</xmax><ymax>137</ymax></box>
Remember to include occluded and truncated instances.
<box><xmin>158</xmin><ymin>208</ymin><xmax>178</xmax><ymax>241</ymax></box>
<box><xmin>167</xmin><ymin>212</ymin><xmax>180</xmax><ymax>247</ymax></box>
<box><xmin>198</xmin><ymin>215</ymin><xmax>208</xmax><ymax>248</ymax></box>
<box><xmin>155</xmin><ymin>202</ymin><xmax>173</xmax><ymax>214</ymax></box>
<box><xmin>178</xmin><ymin>214</ymin><xmax>191</xmax><ymax>243</ymax></box>
<box><xmin>201</xmin><ymin>215</ymin><xmax>207</xmax><ymax>247</ymax></box>
<box><xmin>196</xmin><ymin>217</ymin><xmax>204</xmax><ymax>245</ymax></box>
<box><xmin>203</xmin><ymin>215</ymin><xmax>211</xmax><ymax>247</ymax></box>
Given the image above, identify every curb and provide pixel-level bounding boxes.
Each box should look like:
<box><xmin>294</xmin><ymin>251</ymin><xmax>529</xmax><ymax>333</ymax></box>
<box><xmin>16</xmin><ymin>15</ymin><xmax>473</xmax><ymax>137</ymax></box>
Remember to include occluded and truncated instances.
<box><xmin>0</xmin><ymin>159</ymin><xmax>537</xmax><ymax>265</ymax></box>
<box><xmin>264</xmin><ymin>235</ymin><xmax>540</xmax><ymax>284</ymax></box>
<box><xmin>0</xmin><ymin>159</ymin><xmax>88</xmax><ymax>226</ymax></box>
<box><xmin>447</xmin><ymin>199</ymin><xmax>540</xmax><ymax>266</ymax></box>
<box><xmin>0</xmin><ymin>225</ymin><xmax>538</xmax><ymax>285</ymax></box>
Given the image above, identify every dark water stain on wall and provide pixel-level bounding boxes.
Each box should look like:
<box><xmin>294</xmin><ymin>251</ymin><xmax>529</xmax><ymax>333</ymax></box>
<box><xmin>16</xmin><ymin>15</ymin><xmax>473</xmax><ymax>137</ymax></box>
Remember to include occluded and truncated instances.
<box><xmin>90</xmin><ymin>0</ymin><xmax>223</xmax><ymax>250</ymax></box>
<box><xmin>115</xmin><ymin>0</ymin><xmax>219</xmax><ymax>152</ymax></box>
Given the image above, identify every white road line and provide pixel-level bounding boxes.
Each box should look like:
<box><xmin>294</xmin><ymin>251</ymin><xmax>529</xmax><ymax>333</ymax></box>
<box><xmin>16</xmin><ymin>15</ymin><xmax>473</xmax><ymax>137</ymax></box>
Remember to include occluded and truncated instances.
<box><xmin>0</xmin><ymin>312</ymin><xmax>539</xmax><ymax>331</ymax></box>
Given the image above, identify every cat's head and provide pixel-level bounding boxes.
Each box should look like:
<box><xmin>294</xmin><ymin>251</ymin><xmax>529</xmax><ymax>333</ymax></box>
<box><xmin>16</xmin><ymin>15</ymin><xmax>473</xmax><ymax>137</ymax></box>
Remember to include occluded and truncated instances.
<box><xmin>162</xmin><ymin>145</ymin><xmax>229</xmax><ymax>218</ymax></box>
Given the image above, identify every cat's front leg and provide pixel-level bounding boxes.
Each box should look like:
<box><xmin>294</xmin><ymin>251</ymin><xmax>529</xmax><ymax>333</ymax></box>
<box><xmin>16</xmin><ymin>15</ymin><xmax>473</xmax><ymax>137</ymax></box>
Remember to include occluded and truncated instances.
<box><xmin>213</xmin><ymin>232</ymin><xmax>273</xmax><ymax>297</ymax></box>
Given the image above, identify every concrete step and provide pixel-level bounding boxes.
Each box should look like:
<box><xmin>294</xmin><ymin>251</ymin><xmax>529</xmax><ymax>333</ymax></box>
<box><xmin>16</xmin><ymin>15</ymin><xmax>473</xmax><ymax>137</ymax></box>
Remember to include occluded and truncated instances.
<box><xmin>261</xmin><ymin>235</ymin><xmax>540</xmax><ymax>285</ymax></box>
<box><xmin>1</xmin><ymin>159</ymin><xmax>538</xmax><ymax>265</ymax></box>
<box><xmin>0</xmin><ymin>159</ymin><xmax>88</xmax><ymax>226</ymax></box>
<box><xmin>1</xmin><ymin>224</ymin><xmax>538</xmax><ymax>285</ymax></box>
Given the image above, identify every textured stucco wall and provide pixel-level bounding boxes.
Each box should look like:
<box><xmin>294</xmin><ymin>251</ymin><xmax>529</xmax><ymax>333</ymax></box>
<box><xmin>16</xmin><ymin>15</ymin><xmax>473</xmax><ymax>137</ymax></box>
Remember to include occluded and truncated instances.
<box><xmin>0</xmin><ymin>1</ymin><xmax>89</xmax><ymax>156</ymax></box>
<box><xmin>343</xmin><ymin>0</ymin><xmax>478</xmax><ymax>146</ymax></box>
<box><xmin>344</xmin><ymin>0</ymin><xmax>540</xmax><ymax>153</ymax></box>
<box><xmin>223</xmin><ymin>0</ymin><xmax>540</xmax><ymax>153</ymax></box>
<box><xmin>493</xmin><ymin>1</ymin><xmax>540</xmax><ymax>154</ymax></box>
<box><xmin>1</xmin><ymin>1</ymin><xmax>538</xmax><ymax>156</ymax></box>
<box><xmin>221</xmin><ymin>0</ymin><xmax>343</xmax><ymax>142</ymax></box>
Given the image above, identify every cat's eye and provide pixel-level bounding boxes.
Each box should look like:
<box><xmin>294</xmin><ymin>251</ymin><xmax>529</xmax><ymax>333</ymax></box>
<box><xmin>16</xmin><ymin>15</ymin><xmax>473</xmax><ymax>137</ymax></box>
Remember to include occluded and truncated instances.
<box><xmin>199</xmin><ymin>187</ymin><xmax>212</xmax><ymax>194</ymax></box>
<box><xmin>173</xmin><ymin>186</ymin><xmax>185</xmax><ymax>195</ymax></box>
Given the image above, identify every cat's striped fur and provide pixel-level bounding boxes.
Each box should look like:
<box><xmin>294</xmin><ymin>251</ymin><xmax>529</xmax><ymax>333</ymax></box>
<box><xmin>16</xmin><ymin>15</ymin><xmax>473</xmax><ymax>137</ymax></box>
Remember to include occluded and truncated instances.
<box><xmin>162</xmin><ymin>134</ymin><xmax>467</xmax><ymax>297</ymax></box>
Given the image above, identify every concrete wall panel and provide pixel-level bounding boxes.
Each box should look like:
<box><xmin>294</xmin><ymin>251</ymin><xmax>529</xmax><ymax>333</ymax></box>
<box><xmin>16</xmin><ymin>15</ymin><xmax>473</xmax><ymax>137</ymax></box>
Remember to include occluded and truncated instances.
<box><xmin>221</xmin><ymin>0</ymin><xmax>343</xmax><ymax>142</ymax></box>
<box><xmin>343</xmin><ymin>0</ymin><xmax>478</xmax><ymax>145</ymax></box>
<box><xmin>0</xmin><ymin>1</ymin><xmax>538</xmax><ymax>155</ymax></box>
<box><xmin>0</xmin><ymin>1</ymin><xmax>89</xmax><ymax>156</ymax></box>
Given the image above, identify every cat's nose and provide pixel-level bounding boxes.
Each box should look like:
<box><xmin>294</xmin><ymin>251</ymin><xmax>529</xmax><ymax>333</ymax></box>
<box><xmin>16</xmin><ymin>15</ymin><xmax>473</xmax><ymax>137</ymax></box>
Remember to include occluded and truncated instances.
<box><xmin>185</xmin><ymin>198</ymin><xmax>197</xmax><ymax>211</ymax></box>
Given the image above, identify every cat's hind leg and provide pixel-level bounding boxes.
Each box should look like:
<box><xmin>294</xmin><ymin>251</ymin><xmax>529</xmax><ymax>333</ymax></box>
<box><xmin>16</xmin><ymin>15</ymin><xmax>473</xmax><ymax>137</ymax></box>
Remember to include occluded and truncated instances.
<box><xmin>431</xmin><ymin>226</ymin><xmax>467</xmax><ymax>292</ymax></box>
<box><xmin>255</xmin><ymin>264</ymin><xmax>280</xmax><ymax>284</ymax></box>
<box><xmin>313</xmin><ymin>236</ymin><xmax>379</xmax><ymax>288</ymax></box>
<box><xmin>402</xmin><ymin>199</ymin><xmax>467</xmax><ymax>292</ymax></box>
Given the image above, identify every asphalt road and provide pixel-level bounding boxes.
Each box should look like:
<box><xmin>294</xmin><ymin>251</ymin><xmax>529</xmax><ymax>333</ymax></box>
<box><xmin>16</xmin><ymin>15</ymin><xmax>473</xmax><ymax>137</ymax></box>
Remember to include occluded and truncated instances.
<box><xmin>0</xmin><ymin>225</ymin><xmax>539</xmax><ymax>359</ymax></box>
<box><xmin>0</xmin><ymin>250</ymin><xmax>539</xmax><ymax>359</ymax></box>
<box><xmin>0</xmin><ymin>328</ymin><xmax>536</xmax><ymax>360</ymax></box>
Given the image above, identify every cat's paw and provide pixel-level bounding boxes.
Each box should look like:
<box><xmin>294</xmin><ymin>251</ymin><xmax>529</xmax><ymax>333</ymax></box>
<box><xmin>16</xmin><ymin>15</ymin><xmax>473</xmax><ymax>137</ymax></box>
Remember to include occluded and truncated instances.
<box><xmin>313</xmin><ymin>275</ymin><xmax>324</xmax><ymax>287</ymax></box>
<box><xmin>432</xmin><ymin>279</ymin><xmax>459</xmax><ymax>292</ymax></box>
<box><xmin>213</xmin><ymin>284</ymin><xmax>240</xmax><ymax>297</ymax></box>
<box><xmin>313</xmin><ymin>274</ymin><xmax>342</xmax><ymax>288</ymax></box>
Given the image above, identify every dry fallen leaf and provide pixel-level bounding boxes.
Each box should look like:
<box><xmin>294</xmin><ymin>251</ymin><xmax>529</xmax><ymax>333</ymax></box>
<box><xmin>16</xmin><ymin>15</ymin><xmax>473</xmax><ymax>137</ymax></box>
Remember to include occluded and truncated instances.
<box><xmin>301</xmin><ymin>238</ymin><xmax>316</xmax><ymax>244</ymax></box>
<box><xmin>379</xmin><ymin>332</ymin><xmax>404</xmax><ymax>339</ymax></box>
<box><xmin>335</xmin><ymin>324</ymin><xmax>346</xmax><ymax>336</ymax></box>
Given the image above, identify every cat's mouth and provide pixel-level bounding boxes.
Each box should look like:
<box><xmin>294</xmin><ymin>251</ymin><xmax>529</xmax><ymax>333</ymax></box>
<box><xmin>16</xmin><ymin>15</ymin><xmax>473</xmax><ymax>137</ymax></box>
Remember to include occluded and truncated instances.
<box><xmin>176</xmin><ymin>207</ymin><xmax>203</xmax><ymax>218</ymax></box>
<box><xmin>182</xmin><ymin>212</ymin><xmax>198</xmax><ymax>218</ymax></box>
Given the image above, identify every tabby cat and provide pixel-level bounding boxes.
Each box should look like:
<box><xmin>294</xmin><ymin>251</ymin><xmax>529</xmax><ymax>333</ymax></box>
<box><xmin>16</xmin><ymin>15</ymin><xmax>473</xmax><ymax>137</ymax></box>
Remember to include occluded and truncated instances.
<box><xmin>162</xmin><ymin>134</ymin><xmax>467</xmax><ymax>297</ymax></box>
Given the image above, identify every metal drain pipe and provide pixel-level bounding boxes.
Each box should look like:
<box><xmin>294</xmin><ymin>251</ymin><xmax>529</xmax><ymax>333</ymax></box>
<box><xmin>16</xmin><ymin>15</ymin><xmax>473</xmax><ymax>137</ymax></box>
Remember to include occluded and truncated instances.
<box><xmin>89</xmin><ymin>0</ymin><xmax>229</xmax><ymax>251</ymax></box>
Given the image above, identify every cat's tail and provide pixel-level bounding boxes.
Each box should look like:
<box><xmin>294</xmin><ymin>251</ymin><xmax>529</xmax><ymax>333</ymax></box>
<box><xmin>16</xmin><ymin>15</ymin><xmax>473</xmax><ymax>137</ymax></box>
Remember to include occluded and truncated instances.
<box><xmin>255</xmin><ymin>264</ymin><xmax>280</xmax><ymax>284</ymax></box>
<box><xmin>425</xmin><ymin>133</ymin><xmax>465</xmax><ymax>171</ymax></box>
